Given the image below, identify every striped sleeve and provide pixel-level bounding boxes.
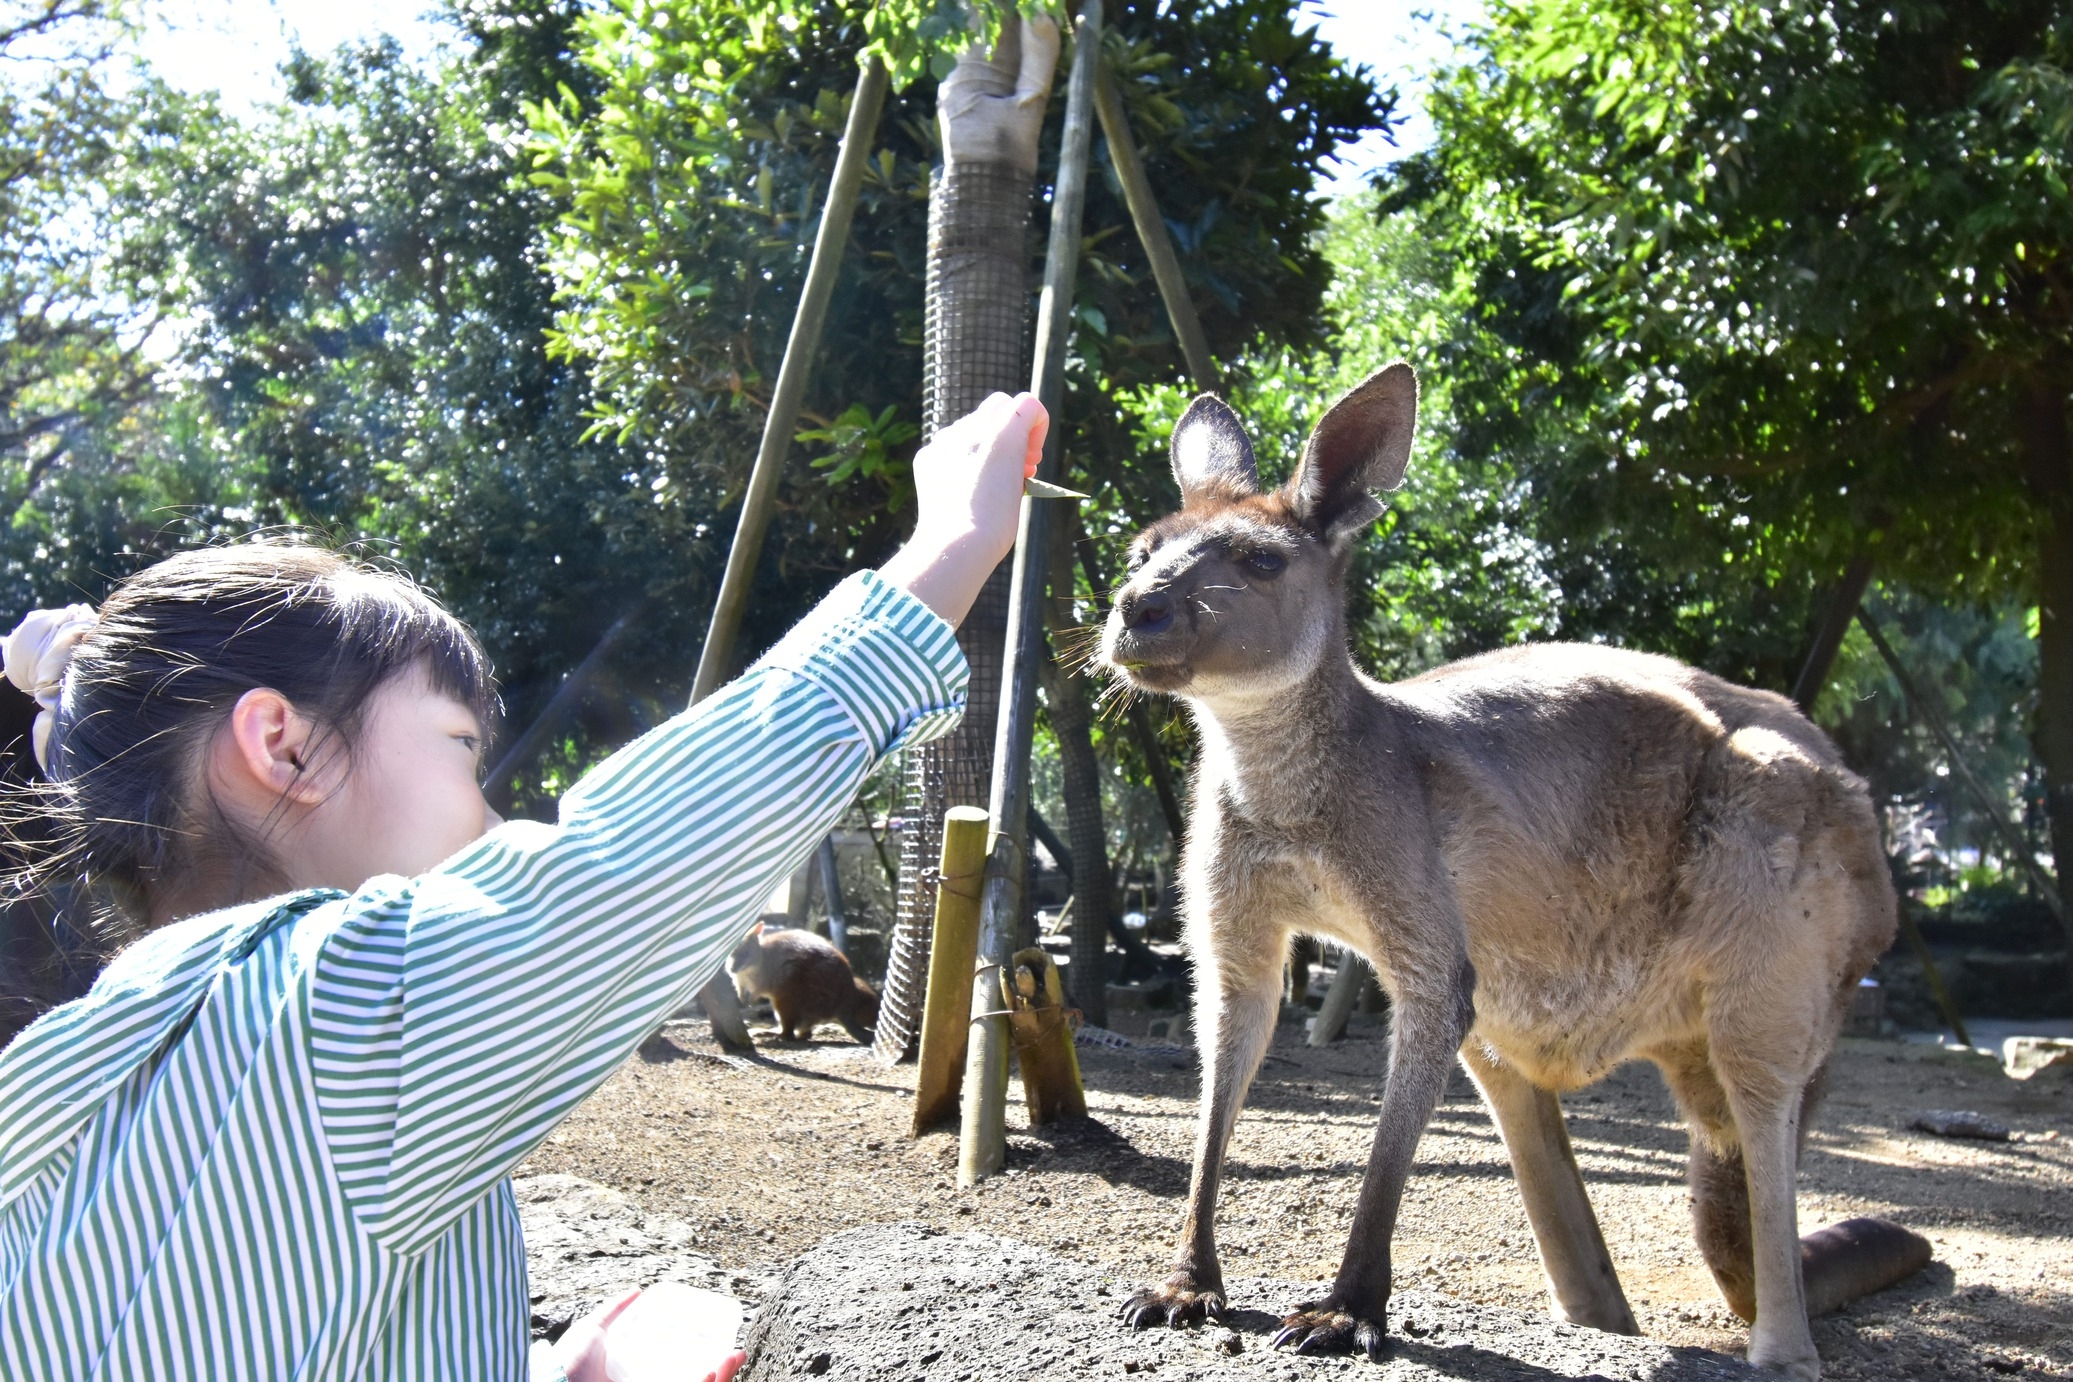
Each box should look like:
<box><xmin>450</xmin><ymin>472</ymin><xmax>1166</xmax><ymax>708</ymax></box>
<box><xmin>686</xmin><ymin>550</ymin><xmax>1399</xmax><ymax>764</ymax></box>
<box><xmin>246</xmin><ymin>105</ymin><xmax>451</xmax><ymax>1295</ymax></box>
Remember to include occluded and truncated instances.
<box><xmin>305</xmin><ymin>571</ymin><xmax>965</xmax><ymax>1256</ymax></box>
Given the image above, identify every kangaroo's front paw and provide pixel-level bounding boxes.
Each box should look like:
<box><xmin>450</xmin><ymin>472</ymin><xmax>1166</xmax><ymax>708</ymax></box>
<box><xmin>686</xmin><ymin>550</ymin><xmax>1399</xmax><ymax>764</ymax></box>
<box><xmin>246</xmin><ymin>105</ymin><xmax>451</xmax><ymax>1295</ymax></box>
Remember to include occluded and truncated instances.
<box><xmin>1119</xmin><ymin>1273</ymin><xmax>1226</xmax><ymax>1330</ymax></box>
<box><xmin>1270</xmin><ymin>1297</ymin><xmax>1387</xmax><ymax>1359</ymax></box>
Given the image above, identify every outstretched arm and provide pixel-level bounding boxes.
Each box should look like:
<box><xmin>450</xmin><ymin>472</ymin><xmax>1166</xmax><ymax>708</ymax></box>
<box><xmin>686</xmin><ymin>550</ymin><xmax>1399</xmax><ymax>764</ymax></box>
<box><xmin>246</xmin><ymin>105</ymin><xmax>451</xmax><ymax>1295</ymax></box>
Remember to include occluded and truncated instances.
<box><xmin>307</xmin><ymin>394</ymin><xmax>1045</xmax><ymax>1256</ymax></box>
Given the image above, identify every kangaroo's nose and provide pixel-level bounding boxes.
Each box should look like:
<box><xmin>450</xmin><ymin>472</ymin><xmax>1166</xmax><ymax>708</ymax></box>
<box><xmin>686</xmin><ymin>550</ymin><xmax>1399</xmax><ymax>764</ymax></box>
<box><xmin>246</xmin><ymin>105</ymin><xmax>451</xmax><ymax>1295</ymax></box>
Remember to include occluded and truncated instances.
<box><xmin>1121</xmin><ymin>586</ymin><xmax>1175</xmax><ymax>634</ymax></box>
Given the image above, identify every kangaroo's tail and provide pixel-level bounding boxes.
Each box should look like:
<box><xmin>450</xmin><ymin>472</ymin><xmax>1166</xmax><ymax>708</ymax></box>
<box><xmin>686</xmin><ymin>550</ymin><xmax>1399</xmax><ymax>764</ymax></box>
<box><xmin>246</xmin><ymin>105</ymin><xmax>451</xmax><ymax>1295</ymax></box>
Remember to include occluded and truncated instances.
<box><xmin>1802</xmin><ymin>1217</ymin><xmax>1933</xmax><ymax>1317</ymax></box>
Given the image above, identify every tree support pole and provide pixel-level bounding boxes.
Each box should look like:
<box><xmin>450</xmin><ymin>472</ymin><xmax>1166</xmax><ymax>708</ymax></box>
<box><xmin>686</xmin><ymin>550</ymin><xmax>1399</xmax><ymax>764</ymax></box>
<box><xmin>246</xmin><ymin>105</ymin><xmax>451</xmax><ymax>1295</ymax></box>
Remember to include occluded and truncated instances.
<box><xmin>1894</xmin><ymin>904</ymin><xmax>1972</xmax><ymax>1049</ymax></box>
<box><xmin>815</xmin><ymin>836</ymin><xmax>848</xmax><ymax>954</ymax></box>
<box><xmin>1857</xmin><ymin>607</ymin><xmax>2073</xmax><ymax>994</ymax></box>
<box><xmin>482</xmin><ymin>609</ymin><xmax>641</xmax><ymax>805</ymax></box>
<box><xmin>1790</xmin><ymin>551</ymin><xmax>1876</xmax><ymax>714</ymax></box>
<box><xmin>690</xmin><ymin>56</ymin><xmax>890</xmax><ymax>704</ymax></box>
<box><xmin>1075</xmin><ymin>537</ymin><xmax>1188</xmax><ymax>844</ymax></box>
<box><xmin>1308</xmin><ymin>949</ymin><xmax>1370</xmax><ymax>1047</ymax></box>
<box><xmin>959</xmin><ymin>0</ymin><xmax>1103</xmax><ymax>1188</ymax></box>
<box><xmin>684</xmin><ymin>56</ymin><xmax>888</xmax><ymax>1049</ymax></box>
<box><xmin>1093</xmin><ymin>63</ymin><xmax>1221</xmax><ymax>394</ymax></box>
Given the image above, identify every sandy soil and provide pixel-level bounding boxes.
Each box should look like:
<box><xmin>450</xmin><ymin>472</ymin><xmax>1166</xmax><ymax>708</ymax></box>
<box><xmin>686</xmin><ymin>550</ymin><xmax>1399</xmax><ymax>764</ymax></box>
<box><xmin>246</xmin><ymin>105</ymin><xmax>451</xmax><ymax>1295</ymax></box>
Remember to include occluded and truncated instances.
<box><xmin>519</xmin><ymin>1011</ymin><xmax>2073</xmax><ymax>1379</ymax></box>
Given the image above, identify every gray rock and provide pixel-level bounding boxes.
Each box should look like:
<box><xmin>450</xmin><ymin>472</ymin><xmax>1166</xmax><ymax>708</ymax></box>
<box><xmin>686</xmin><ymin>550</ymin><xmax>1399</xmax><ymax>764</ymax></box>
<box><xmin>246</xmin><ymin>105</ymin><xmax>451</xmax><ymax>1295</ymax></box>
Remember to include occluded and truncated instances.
<box><xmin>741</xmin><ymin>1222</ymin><xmax>1755</xmax><ymax>1380</ymax></box>
<box><xmin>517</xmin><ymin>1174</ymin><xmax>770</xmax><ymax>1342</ymax></box>
<box><xmin>1908</xmin><ymin>1109</ymin><xmax>2012</xmax><ymax>1141</ymax></box>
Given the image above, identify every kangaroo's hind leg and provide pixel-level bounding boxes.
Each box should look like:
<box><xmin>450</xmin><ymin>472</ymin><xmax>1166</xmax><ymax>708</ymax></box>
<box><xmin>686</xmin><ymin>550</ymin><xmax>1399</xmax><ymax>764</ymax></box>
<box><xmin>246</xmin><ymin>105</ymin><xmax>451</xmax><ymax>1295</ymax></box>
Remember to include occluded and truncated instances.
<box><xmin>1660</xmin><ymin>1032</ymin><xmax>1822</xmax><ymax>1379</ymax></box>
<box><xmin>1459</xmin><ymin>1042</ymin><xmax>1638</xmax><ymax>1334</ymax></box>
<box><xmin>1656</xmin><ymin>1041</ymin><xmax>1764</xmax><ymax>1322</ymax></box>
<box><xmin>1663</xmin><ymin>1045</ymin><xmax>1932</xmax><ymax>1330</ymax></box>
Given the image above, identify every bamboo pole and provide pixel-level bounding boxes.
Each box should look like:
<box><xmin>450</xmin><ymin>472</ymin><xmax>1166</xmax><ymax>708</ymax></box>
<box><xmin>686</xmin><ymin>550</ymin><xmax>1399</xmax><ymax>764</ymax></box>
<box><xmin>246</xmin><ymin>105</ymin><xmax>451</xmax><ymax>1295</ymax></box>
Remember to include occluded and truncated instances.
<box><xmin>689</xmin><ymin>56</ymin><xmax>890</xmax><ymax>704</ymax></box>
<box><xmin>959</xmin><ymin>0</ymin><xmax>1104</xmax><ymax>1188</ymax></box>
<box><xmin>913</xmin><ymin>807</ymin><xmax>990</xmax><ymax>1133</ymax></box>
<box><xmin>1093</xmin><ymin>63</ymin><xmax>1221</xmax><ymax>394</ymax></box>
<box><xmin>1895</xmin><ymin>904</ymin><xmax>1972</xmax><ymax>1049</ymax></box>
<box><xmin>681</xmin><ymin>56</ymin><xmax>888</xmax><ymax>1055</ymax></box>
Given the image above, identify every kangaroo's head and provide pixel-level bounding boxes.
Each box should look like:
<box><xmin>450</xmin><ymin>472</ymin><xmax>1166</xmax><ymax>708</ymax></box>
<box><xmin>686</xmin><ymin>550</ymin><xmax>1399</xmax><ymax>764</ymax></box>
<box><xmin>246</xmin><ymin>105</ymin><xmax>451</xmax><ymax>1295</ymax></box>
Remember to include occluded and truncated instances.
<box><xmin>1100</xmin><ymin>363</ymin><xmax>1417</xmax><ymax>706</ymax></box>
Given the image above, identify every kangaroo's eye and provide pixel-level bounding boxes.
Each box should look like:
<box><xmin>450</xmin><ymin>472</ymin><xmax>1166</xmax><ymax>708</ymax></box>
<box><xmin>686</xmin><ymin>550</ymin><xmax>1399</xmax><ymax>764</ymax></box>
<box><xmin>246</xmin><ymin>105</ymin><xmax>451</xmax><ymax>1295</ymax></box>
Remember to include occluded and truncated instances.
<box><xmin>1242</xmin><ymin>550</ymin><xmax>1287</xmax><ymax>575</ymax></box>
<box><xmin>1126</xmin><ymin>548</ymin><xmax>1150</xmax><ymax>572</ymax></box>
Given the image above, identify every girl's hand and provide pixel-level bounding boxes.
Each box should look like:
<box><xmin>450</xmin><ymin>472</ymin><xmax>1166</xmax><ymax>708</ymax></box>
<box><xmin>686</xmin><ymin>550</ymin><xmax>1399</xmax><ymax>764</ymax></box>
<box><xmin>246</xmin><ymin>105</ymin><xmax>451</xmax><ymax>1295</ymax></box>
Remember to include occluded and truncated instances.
<box><xmin>549</xmin><ymin>1290</ymin><xmax>746</xmax><ymax>1382</ymax></box>
<box><xmin>879</xmin><ymin>392</ymin><xmax>1048</xmax><ymax>627</ymax></box>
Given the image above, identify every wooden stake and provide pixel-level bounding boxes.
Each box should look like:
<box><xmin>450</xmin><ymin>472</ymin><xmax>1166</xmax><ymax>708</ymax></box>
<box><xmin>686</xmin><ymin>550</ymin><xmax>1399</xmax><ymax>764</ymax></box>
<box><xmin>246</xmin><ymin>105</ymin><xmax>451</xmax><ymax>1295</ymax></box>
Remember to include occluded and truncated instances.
<box><xmin>959</xmin><ymin>0</ymin><xmax>1104</xmax><ymax>1189</ymax></box>
<box><xmin>1093</xmin><ymin>63</ymin><xmax>1221</xmax><ymax>394</ymax></box>
<box><xmin>1859</xmin><ymin>607</ymin><xmax>2073</xmax><ymax>993</ymax></box>
<box><xmin>1308</xmin><ymin>949</ymin><xmax>1369</xmax><ymax>1047</ymax></box>
<box><xmin>1895</xmin><ymin>904</ymin><xmax>1972</xmax><ymax>1050</ymax></box>
<box><xmin>690</xmin><ymin>57</ymin><xmax>890</xmax><ymax>704</ymax></box>
<box><xmin>913</xmin><ymin>807</ymin><xmax>990</xmax><ymax>1134</ymax></box>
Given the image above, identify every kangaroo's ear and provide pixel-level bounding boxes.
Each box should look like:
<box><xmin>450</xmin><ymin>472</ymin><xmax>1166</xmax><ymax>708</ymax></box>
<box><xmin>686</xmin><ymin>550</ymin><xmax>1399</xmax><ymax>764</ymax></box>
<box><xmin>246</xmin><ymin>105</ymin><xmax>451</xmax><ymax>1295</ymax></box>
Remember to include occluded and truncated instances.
<box><xmin>1169</xmin><ymin>394</ymin><xmax>1258</xmax><ymax>503</ymax></box>
<box><xmin>1291</xmin><ymin>363</ymin><xmax>1418</xmax><ymax>538</ymax></box>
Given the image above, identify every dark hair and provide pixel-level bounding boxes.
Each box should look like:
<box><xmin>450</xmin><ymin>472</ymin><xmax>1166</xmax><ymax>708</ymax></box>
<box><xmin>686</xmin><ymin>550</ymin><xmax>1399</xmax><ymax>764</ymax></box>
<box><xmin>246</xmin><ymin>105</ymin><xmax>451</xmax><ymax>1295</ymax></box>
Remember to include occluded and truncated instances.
<box><xmin>27</xmin><ymin>541</ymin><xmax>496</xmax><ymax>925</ymax></box>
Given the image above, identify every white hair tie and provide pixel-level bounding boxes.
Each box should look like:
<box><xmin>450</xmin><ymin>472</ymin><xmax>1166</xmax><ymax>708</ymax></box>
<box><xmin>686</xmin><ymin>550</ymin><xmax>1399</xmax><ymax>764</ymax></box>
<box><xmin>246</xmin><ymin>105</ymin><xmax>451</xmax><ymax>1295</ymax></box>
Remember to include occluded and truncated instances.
<box><xmin>4</xmin><ymin>603</ymin><xmax>98</xmax><ymax>770</ymax></box>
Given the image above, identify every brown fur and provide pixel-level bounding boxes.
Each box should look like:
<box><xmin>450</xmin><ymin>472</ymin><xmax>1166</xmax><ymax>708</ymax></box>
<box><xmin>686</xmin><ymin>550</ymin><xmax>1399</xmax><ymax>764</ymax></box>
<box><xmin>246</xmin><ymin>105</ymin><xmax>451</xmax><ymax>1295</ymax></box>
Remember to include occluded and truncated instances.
<box><xmin>1103</xmin><ymin>367</ymin><xmax>1928</xmax><ymax>1378</ymax></box>
<box><xmin>728</xmin><ymin>923</ymin><xmax>878</xmax><ymax>1043</ymax></box>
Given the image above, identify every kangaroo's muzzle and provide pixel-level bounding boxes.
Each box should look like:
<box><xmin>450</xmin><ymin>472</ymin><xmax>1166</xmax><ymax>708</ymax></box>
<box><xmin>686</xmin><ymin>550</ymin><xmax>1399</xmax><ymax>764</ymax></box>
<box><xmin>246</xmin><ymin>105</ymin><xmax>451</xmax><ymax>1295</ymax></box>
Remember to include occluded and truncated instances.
<box><xmin>1103</xmin><ymin>584</ymin><xmax>1198</xmax><ymax>692</ymax></box>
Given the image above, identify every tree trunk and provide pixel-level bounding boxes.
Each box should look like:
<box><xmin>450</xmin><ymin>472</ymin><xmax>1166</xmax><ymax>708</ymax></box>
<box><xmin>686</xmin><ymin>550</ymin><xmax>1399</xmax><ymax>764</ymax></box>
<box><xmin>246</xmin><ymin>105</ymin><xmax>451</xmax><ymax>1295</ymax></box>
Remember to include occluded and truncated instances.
<box><xmin>2025</xmin><ymin>381</ymin><xmax>2073</xmax><ymax>942</ymax></box>
<box><xmin>1042</xmin><ymin>514</ymin><xmax>1112</xmax><ymax>1025</ymax></box>
<box><xmin>874</xmin><ymin>20</ymin><xmax>1058</xmax><ymax>1063</ymax></box>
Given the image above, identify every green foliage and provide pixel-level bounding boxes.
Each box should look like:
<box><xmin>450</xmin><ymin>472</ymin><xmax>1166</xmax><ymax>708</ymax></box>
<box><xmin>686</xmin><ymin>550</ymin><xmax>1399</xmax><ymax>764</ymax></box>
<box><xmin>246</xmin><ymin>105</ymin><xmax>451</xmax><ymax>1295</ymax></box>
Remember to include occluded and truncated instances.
<box><xmin>1390</xmin><ymin>0</ymin><xmax>2071</xmax><ymax>688</ymax></box>
<box><xmin>798</xmin><ymin>403</ymin><xmax>919</xmax><ymax>497</ymax></box>
<box><xmin>0</xmin><ymin>0</ymin><xmax>200</xmax><ymax>614</ymax></box>
<box><xmin>113</xmin><ymin>8</ymin><xmax>773</xmax><ymax>812</ymax></box>
<box><xmin>523</xmin><ymin>0</ymin><xmax>941</xmax><ymax>632</ymax></box>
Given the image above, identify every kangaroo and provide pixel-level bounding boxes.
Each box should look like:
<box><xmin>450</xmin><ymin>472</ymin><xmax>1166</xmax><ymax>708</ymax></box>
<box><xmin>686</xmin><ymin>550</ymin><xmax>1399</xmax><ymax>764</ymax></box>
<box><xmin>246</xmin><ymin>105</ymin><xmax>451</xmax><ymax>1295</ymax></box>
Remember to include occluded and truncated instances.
<box><xmin>1103</xmin><ymin>364</ymin><xmax>1930</xmax><ymax>1379</ymax></box>
<box><xmin>729</xmin><ymin>923</ymin><xmax>879</xmax><ymax>1043</ymax></box>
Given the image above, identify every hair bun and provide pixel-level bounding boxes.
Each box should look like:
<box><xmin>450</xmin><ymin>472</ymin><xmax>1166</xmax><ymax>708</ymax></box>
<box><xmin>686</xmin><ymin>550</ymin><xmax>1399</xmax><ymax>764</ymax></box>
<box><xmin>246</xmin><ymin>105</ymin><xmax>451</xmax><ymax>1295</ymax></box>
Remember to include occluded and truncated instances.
<box><xmin>4</xmin><ymin>604</ymin><xmax>98</xmax><ymax>770</ymax></box>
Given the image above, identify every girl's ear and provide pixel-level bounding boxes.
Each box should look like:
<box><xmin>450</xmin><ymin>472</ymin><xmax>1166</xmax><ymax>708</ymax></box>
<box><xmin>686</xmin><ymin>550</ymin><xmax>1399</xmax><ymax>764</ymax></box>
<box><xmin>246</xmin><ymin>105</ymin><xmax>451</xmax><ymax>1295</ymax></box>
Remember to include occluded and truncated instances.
<box><xmin>1290</xmin><ymin>363</ymin><xmax>1418</xmax><ymax>539</ymax></box>
<box><xmin>221</xmin><ymin>687</ymin><xmax>328</xmax><ymax>807</ymax></box>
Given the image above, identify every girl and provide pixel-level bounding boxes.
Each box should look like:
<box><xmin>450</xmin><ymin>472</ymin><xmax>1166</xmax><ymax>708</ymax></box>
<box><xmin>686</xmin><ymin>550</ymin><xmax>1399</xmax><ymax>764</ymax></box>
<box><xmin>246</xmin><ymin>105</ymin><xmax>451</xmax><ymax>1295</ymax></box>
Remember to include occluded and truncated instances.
<box><xmin>0</xmin><ymin>392</ymin><xmax>1046</xmax><ymax>1381</ymax></box>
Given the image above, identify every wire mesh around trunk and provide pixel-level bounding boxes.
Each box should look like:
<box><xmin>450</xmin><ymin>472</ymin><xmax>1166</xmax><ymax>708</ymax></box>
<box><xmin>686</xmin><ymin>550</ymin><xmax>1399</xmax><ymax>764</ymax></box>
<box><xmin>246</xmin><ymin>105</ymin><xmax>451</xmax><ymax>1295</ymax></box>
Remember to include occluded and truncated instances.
<box><xmin>873</xmin><ymin>159</ymin><xmax>1034</xmax><ymax>1063</ymax></box>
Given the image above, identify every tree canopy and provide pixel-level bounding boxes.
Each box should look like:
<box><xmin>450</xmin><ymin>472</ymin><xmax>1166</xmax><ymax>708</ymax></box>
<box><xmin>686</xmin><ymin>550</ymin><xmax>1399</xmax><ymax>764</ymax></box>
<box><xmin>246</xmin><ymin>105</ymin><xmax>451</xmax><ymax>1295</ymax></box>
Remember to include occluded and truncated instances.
<box><xmin>0</xmin><ymin>0</ymin><xmax>2060</xmax><ymax>923</ymax></box>
<box><xmin>1389</xmin><ymin>0</ymin><xmax>2069</xmax><ymax>681</ymax></box>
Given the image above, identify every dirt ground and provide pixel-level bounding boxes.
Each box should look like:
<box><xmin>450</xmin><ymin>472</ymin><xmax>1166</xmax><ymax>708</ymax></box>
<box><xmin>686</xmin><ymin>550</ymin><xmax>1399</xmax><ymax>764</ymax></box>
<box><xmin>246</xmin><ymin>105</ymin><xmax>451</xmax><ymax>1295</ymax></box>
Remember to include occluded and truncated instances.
<box><xmin>519</xmin><ymin>1009</ymin><xmax>2073</xmax><ymax>1379</ymax></box>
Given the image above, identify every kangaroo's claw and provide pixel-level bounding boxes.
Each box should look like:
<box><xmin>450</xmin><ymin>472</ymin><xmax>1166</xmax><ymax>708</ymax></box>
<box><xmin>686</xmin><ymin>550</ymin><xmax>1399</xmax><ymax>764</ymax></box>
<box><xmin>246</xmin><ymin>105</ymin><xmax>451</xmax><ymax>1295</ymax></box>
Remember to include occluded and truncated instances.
<box><xmin>1270</xmin><ymin>1299</ymin><xmax>1387</xmax><ymax>1359</ymax></box>
<box><xmin>1119</xmin><ymin>1275</ymin><xmax>1226</xmax><ymax>1330</ymax></box>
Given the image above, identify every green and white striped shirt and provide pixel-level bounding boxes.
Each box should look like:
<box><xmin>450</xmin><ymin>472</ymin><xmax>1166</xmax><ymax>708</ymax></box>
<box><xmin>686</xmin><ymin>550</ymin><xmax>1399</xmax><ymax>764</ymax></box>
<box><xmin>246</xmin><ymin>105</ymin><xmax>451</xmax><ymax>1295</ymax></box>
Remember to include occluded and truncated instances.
<box><xmin>0</xmin><ymin>571</ymin><xmax>965</xmax><ymax>1380</ymax></box>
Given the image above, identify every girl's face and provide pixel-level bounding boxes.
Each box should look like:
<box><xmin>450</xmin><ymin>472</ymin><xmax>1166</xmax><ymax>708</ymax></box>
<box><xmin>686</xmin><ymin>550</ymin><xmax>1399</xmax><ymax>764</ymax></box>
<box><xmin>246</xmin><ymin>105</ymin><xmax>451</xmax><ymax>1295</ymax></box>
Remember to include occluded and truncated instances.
<box><xmin>291</xmin><ymin>663</ymin><xmax>501</xmax><ymax>891</ymax></box>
